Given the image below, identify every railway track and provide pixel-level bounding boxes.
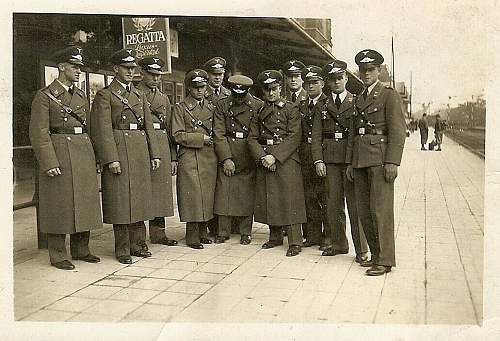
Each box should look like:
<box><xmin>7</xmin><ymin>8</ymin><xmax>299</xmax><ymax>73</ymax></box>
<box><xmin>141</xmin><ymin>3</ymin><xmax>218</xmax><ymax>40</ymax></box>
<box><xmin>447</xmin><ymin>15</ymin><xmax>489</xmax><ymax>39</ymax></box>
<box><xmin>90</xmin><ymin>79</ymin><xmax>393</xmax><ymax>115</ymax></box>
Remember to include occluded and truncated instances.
<box><xmin>445</xmin><ymin>129</ymin><xmax>485</xmax><ymax>159</ymax></box>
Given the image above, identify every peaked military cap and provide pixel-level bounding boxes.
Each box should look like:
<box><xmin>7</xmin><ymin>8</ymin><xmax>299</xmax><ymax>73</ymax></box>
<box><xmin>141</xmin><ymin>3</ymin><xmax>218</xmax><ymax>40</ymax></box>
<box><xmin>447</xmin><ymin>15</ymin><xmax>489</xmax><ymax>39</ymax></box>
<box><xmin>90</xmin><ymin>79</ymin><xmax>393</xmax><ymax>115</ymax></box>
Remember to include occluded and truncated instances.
<box><xmin>204</xmin><ymin>57</ymin><xmax>226</xmax><ymax>74</ymax></box>
<box><xmin>228</xmin><ymin>75</ymin><xmax>253</xmax><ymax>94</ymax></box>
<box><xmin>302</xmin><ymin>65</ymin><xmax>323</xmax><ymax>82</ymax></box>
<box><xmin>185</xmin><ymin>69</ymin><xmax>208</xmax><ymax>87</ymax></box>
<box><xmin>52</xmin><ymin>46</ymin><xmax>84</xmax><ymax>66</ymax></box>
<box><xmin>257</xmin><ymin>70</ymin><xmax>282</xmax><ymax>88</ymax></box>
<box><xmin>110</xmin><ymin>49</ymin><xmax>137</xmax><ymax>67</ymax></box>
<box><xmin>139</xmin><ymin>56</ymin><xmax>167</xmax><ymax>75</ymax></box>
<box><xmin>282</xmin><ymin>60</ymin><xmax>306</xmax><ymax>76</ymax></box>
<box><xmin>323</xmin><ymin>60</ymin><xmax>348</xmax><ymax>78</ymax></box>
<box><xmin>355</xmin><ymin>49</ymin><xmax>384</xmax><ymax>66</ymax></box>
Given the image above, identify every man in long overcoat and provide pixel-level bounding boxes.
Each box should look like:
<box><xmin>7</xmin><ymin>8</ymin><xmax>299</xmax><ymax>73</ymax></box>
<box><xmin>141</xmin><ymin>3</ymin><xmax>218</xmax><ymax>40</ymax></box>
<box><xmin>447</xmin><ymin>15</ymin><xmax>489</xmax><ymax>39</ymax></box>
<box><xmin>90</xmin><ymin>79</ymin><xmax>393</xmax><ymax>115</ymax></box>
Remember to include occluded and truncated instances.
<box><xmin>213</xmin><ymin>75</ymin><xmax>263</xmax><ymax>245</ymax></box>
<box><xmin>418</xmin><ymin>113</ymin><xmax>429</xmax><ymax>150</ymax></box>
<box><xmin>346</xmin><ymin>49</ymin><xmax>406</xmax><ymax>276</ymax></box>
<box><xmin>29</xmin><ymin>46</ymin><xmax>101</xmax><ymax>270</ymax></box>
<box><xmin>90</xmin><ymin>49</ymin><xmax>161</xmax><ymax>264</ymax></box>
<box><xmin>311</xmin><ymin>60</ymin><xmax>369</xmax><ymax>264</ymax></box>
<box><xmin>247</xmin><ymin>70</ymin><xmax>306</xmax><ymax>257</ymax></box>
<box><xmin>136</xmin><ymin>57</ymin><xmax>178</xmax><ymax>247</ymax></box>
<box><xmin>297</xmin><ymin>65</ymin><xmax>327</xmax><ymax>248</ymax></box>
<box><xmin>171</xmin><ymin>69</ymin><xmax>218</xmax><ymax>249</ymax></box>
<box><xmin>203</xmin><ymin>56</ymin><xmax>231</xmax><ymax>237</ymax></box>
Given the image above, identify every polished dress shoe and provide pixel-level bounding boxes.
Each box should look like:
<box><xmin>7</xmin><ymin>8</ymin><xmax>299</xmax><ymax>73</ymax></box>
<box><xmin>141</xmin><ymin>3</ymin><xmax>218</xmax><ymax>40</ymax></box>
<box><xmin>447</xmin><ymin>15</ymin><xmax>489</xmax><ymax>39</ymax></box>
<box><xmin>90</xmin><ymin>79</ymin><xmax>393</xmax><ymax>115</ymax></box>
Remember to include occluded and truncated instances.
<box><xmin>286</xmin><ymin>245</ymin><xmax>301</xmax><ymax>257</ymax></box>
<box><xmin>200</xmin><ymin>237</ymin><xmax>213</xmax><ymax>244</ymax></box>
<box><xmin>51</xmin><ymin>260</ymin><xmax>75</xmax><ymax>270</ymax></box>
<box><xmin>321</xmin><ymin>247</ymin><xmax>348</xmax><ymax>256</ymax></box>
<box><xmin>117</xmin><ymin>255</ymin><xmax>132</xmax><ymax>264</ymax></box>
<box><xmin>214</xmin><ymin>236</ymin><xmax>226</xmax><ymax>244</ymax></box>
<box><xmin>240</xmin><ymin>235</ymin><xmax>251</xmax><ymax>245</ymax></box>
<box><xmin>261</xmin><ymin>240</ymin><xmax>283</xmax><ymax>249</ymax></box>
<box><xmin>131</xmin><ymin>249</ymin><xmax>152</xmax><ymax>258</ymax></box>
<box><xmin>73</xmin><ymin>254</ymin><xmax>101</xmax><ymax>263</ymax></box>
<box><xmin>151</xmin><ymin>237</ymin><xmax>178</xmax><ymax>246</ymax></box>
<box><xmin>355</xmin><ymin>253</ymin><xmax>371</xmax><ymax>266</ymax></box>
<box><xmin>188</xmin><ymin>243</ymin><xmax>204</xmax><ymax>249</ymax></box>
<box><xmin>303</xmin><ymin>240</ymin><xmax>319</xmax><ymax>247</ymax></box>
<box><xmin>365</xmin><ymin>265</ymin><xmax>392</xmax><ymax>276</ymax></box>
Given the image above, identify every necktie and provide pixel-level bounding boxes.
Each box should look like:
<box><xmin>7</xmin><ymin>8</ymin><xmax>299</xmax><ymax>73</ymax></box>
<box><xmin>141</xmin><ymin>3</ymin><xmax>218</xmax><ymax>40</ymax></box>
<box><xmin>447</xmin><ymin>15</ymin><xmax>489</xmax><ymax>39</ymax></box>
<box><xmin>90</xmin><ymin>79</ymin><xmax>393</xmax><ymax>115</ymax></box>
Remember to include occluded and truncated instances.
<box><xmin>215</xmin><ymin>88</ymin><xmax>219</xmax><ymax>96</ymax></box>
<box><xmin>308</xmin><ymin>100</ymin><xmax>314</xmax><ymax>111</ymax></box>
<box><xmin>362</xmin><ymin>88</ymin><xmax>368</xmax><ymax>100</ymax></box>
<box><xmin>292</xmin><ymin>92</ymin><xmax>297</xmax><ymax>102</ymax></box>
<box><xmin>335</xmin><ymin>95</ymin><xmax>341</xmax><ymax>109</ymax></box>
<box><xmin>126</xmin><ymin>84</ymin><xmax>131</xmax><ymax>93</ymax></box>
<box><xmin>68</xmin><ymin>86</ymin><xmax>74</xmax><ymax>95</ymax></box>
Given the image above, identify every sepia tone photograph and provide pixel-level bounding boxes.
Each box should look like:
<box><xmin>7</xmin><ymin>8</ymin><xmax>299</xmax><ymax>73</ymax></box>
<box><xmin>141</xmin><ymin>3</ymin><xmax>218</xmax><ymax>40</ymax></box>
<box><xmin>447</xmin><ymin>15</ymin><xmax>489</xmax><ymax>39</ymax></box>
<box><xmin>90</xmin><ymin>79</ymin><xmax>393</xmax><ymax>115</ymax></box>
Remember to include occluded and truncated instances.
<box><xmin>5</xmin><ymin>0</ymin><xmax>499</xmax><ymax>340</ymax></box>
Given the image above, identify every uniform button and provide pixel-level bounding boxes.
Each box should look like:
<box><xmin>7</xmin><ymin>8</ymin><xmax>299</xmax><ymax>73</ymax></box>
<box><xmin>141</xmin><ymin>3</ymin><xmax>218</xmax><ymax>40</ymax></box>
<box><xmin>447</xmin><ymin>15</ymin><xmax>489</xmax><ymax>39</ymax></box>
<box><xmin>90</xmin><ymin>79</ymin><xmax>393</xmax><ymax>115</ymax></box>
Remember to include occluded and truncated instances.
<box><xmin>83</xmin><ymin>109</ymin><xmax>86</xmax><ymax>112</ymax></box>
<box><xmin>194</xmin><ymin>127</ymin><xmax>198</xmax><ymax>129</ymax></box>
<box><xmin>308</xmin><ymin>132</ymin><xmax>312</xmax><ymax>135</ymax></box>
<box><xmin>142</xmin><ymin>132</ymin><xmax>145</xmax><ymax>135</ymax></box>
<box><xmin>276</xmin><ymin>128</ymin><xmax>280</xmax><ymax>131</ymax></box>
<box><xmin>125</xmin><ymin>133</ymin><xmax>128</xmax><ymax>136</ymax></box>
<box><xmin>163</xmin><ymin>131</ymin><xmax>166</xmax><ymax>134</ymax></box>
<box><xmin>63</xmin><ymin>117</ymin><xmax>68</xmax><ymax>121</ymax></box>
<box><xmin>232</xmin><ymin>138</ymin><xmax>235</xmax><ymax>141</ymax></box>
<box><xmin>61</xmin><ymin>110</ymin><xmax>64</xmax><ymax>113</ymax></box>
<box><xmin>140</xmin><ymin>107</ymin><xmax>143</xmax><ymax>109</ymax></box>
<box><xmin>66</xmin><ymin>136</ymin><xmax>71</xmax><ymax>140</ymax></box>
<box><xmin>85</xmin><ymin>136</ymin><xmax>88</xmax><ymax>139</ymax></box>
<box><xmin>123</xmin><ymin>116</ymin><xmax>127</xmax><ymax>120</ymax></box>
<box><xmin>277</xmin><ymin>120</ymin><xmax>280</xmax><ymax>123</ymax></box>
<box><xmin>231</xmin><ymin>124</ymin><xmax>235</xmax><ymax>127</ymax></box>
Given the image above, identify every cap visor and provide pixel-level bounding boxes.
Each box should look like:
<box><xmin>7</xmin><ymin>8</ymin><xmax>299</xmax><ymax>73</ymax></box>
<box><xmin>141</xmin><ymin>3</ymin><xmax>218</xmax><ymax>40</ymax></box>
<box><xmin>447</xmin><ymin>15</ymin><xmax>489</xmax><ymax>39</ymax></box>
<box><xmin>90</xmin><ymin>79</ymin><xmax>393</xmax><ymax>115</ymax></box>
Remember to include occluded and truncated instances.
<box><xmin>68</xmin><ymin>59</ymin><xmax>84</xmax><ymax>66</ymax></box>
<box><xmin>209</xmin><ymin>69</ymin><xmax>225</xmax><ymax>74</ymax></box>
<box><xmin>147</xmin><ymin>69</ymin><xmax>167</xmax><ymax>75</ymax></box>
<box><xmin>120</xmin><ymin>62</ymin><xmax>137</xmax><ymax>67</ymax></box>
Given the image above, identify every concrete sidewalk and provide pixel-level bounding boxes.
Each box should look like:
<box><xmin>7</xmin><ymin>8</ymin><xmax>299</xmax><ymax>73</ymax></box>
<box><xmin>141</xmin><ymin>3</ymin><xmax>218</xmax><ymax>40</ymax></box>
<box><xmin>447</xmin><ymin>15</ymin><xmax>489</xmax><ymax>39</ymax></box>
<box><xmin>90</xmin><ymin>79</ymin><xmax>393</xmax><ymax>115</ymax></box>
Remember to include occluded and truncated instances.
<box><xmin>13</xmin><ymin>130</ymin><xmax>483</xmax><ymax>325</ymax></box>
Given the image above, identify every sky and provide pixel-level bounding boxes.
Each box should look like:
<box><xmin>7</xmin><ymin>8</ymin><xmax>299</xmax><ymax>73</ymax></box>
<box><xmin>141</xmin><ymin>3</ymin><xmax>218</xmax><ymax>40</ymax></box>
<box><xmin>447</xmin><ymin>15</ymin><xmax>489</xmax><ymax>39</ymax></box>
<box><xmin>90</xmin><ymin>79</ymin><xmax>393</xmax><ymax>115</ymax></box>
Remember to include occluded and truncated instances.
<box><xmin>327</xmin><ymin>0</ymin><xmax>491</xmax><ymax>111</ymax></box>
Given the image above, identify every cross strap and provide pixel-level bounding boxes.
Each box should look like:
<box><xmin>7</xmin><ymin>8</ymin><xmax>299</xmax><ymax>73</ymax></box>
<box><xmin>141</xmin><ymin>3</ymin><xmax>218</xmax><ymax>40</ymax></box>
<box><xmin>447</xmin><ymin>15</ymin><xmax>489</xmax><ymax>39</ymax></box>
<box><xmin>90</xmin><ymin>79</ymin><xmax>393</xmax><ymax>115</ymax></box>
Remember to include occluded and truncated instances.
<box><xmin>43</xmin><ymin>89</ymin><xmax>87</xmax><ymax>129</ymax></box>
<box><xmin>111</xmin><ymin>90</ymin><xmax>144</xmax><ymax>126</ymax></box>
<box><xmin>182</xmin><ymin>103</ymin><xmax>213</xmax><ymax>136</ymax></box>
<box><xmin>229</xmin><ymin>110</ymin><xmax>250</xmax><ymax>133</ymax></box>
<box><xmin>323</xmin><ymin>98</ymin><xmax>348</xmax><ymax>132</ymax></box>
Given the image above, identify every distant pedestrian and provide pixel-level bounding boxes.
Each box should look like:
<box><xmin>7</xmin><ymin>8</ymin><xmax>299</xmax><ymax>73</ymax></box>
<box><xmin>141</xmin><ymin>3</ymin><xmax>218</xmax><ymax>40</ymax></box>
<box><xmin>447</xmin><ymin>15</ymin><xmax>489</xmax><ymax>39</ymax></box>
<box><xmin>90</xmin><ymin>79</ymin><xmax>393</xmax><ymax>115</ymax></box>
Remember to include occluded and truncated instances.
<box><xmin>418</xmin><ymin>113</ymin><xmax>429</xmax><ymax>150</ymax></box>
<box><xmin>434</xmin><ymin>114</ymin><xmax>445</xmax><ymax>151</ymax></box>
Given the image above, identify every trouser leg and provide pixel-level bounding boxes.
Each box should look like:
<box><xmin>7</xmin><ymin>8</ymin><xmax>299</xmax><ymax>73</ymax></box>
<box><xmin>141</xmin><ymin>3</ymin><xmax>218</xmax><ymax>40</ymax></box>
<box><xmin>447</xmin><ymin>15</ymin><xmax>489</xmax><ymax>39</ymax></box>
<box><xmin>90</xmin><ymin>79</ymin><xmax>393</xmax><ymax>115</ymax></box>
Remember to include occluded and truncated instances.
<box><xmin>113</xmin><ymin>224</ymin><xmax>130</xmax><ymax>258</ymax></box>
<box><xmin>129</xmin><ymin>221</ymin><xmax>145</xmax><ymax>253</ymax></box>
<box><xmin>238</xmin><ymin>216</ymin><xmax>253</xmax><ymax>236</ymax></box>
<box><xmin>344</xmin><ymin>174</ymin><xmax>368</xmax><ymax>254</ymax></box>
<box><xmin>353</xmin><ymin>168</ymin><xmax>379</xmax><ymax>263</ymax></box>
<box><xmin>149</xmin><ymin>217</ymin><xmax>166</xmax><ymax>242</ymax></box>
<box><xmin>268</xmin><ymin>225</ymin><xmax>284</xmax><ymax>243</ymax></box>
<box><xmin>207</xmin><ymin>216</ymin><xmax>218</xmax><ymax>236</ymax></box>
<box><xmin>186</xmin><ymin>222</ymin><xmax>201</xmax><ymax>245</ymax></box>
<box><xmin>286</xmin><ymin>224</ymin><xmax>304</xmax><ymax>247</ymax></box>
<box><xmin>69</xmin><ymin>231</ymin><xmax>91</xmax><ymax>258</ymax></box>
<box><xmin>218</xmin><ymin>216</ymin><xmax>232</xmax><ymax>238</ymax></box>
<box><xmin>369</xmin><ymin>166</ymin><xmax>396</xmax><ymax>267</ymax></box>
<box><xmin>48</xmin><ymin>233</ymin><xmax>68</xmax><ymax>264</ymax></box>
<box><xmin>326</xmin><ymin>165</ymin><xmax>348</xmax><ymax>251</ymax></box>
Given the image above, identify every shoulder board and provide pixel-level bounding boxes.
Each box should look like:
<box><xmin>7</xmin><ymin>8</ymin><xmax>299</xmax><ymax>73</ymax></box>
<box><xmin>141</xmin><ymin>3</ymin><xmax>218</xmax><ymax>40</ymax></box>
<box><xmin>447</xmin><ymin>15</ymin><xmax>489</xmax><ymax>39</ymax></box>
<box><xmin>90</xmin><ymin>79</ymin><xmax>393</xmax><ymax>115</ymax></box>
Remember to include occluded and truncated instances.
<box><xmin>384</xmin><ymin>85</ymin><xmax>394</xmax><ymax>90</ymax></box>
<box><xmin>251</xmin><ymin>95</ymin><xmax>264</xmax><ymax>103</ymax></box>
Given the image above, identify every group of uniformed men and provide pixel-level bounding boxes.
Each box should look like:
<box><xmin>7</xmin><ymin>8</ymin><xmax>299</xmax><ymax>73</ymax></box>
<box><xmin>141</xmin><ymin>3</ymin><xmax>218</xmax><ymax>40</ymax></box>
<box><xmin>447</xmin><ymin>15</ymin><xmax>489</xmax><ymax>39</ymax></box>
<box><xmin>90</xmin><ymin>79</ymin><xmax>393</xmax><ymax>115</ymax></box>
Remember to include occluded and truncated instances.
<box><xmin>29</xmin><ymin>44</ymin><xmax>406</xmax><ymax>277</ymax></box>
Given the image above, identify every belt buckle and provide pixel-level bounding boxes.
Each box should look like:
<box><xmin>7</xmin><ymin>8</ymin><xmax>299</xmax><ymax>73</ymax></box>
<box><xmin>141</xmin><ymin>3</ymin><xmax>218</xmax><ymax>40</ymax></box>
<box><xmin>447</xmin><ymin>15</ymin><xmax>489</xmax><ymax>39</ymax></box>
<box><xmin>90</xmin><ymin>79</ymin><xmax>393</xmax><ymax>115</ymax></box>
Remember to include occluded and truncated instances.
<box><xmin>335</xmin><ymin>132</ymin><xmax>343</xmax><ymax>139</ymax></box>
<box><xmin>74</xmin><ymin>127</ymin><xmax>83</xmax><ymax>134</ymax></box>
<box><xmin>122</xmin><ymin>98</ymin><xmax>129</xmax><ymax>104</ymax></box>
<box><xmin>153</xmin><ymin>123</ymin><xmax>161</xmax><ymax>129</ymax></box>
<box><xmin>358</xmin><ymin>127</ymin><xmax>365</xmax><ymax>135</ymax></box>
<box><xmin>307</xmin><ymin>137</ymin><xmax>312</xmax><ymax>144</ymax></box>
<box><xmin>235</xmin><ymin>132</ymin><xmax>244</xmax><ymax>138</ymax></box>
<box><xmin>267</xmin><ymin>139</ymin><xmax>274</xmax><ymax>146</ymax></box>
<box><xmin>129</xmin><ymin>123</ymin><xmax>138</xmax><ymax>130</ymax></box>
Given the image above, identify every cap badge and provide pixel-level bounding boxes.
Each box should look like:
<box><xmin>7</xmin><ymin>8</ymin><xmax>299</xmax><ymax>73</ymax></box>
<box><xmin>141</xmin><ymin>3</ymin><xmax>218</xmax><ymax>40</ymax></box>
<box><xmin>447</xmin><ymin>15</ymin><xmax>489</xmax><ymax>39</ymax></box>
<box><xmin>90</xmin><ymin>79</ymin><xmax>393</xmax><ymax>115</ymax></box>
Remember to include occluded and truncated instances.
<box><xmin>149</xmin><ymin>63</ymin><xmax>161</xmax><ymax>69</ymax></box>
<box><xmin>192</xmin><ymin>76</ymin><xmax>206</xmax><ymax>82</ymax></box>
<box><xmin>263</xmin><ymin>77</ymin><xmax>276</xmax><ymax>84</ymax></box>
<box><xmin>123</xmin><ymin>55</ymin><xmax>135</xmax><ymax>62</ymax></box>
<box><xmin>305</xmin><ymin>71</ymin><xmax>316</xmax><ymax>78</ymax></box>
<box><xmin>329</xmin><ymin>67</ymin><xmax>341</xmax><ymax>73</ymax></box>
<box><xmin>71</xmin><ymin>54</ymin><xmax>82</xmax><ymax>61</ymax></box>
<box><xmin>360</xmin><ymin>57</ymin><xmax>375</xmax><ymax>63</ymax></box>
<box><xmin>288</xmin><ymin>65</ymin><xmax>300</xmax><ymax>71</ymax></box>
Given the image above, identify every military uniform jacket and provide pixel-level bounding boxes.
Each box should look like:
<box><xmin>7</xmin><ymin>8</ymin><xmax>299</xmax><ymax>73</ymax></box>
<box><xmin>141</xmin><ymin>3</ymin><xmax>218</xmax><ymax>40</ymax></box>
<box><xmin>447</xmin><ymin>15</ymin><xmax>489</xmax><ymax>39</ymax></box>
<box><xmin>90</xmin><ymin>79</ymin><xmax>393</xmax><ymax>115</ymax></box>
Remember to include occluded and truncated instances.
<box><xmin>311</xmin><ymin>92</ymin><xmax>355</xmax><ymax>164</ymax></box>
<box><xmin>90</xmin><ymin>79</ymin><xmax>160</xmax><ymax>224</ymax></box>
<box><xmin>137</xmin><ymin>82</ymin><xmax>176</xmax><ymax>218</ymax></box>
<box><xmin>213</xmin><ymin>93</ymin><xmax>263</xmax><ymax>216</ymax></box>
<box><xmin>346</xmin><ymin>81</ymin><xmax>406</xmax><ymax>168</ymax></box>
<box><xmin>299</xmin><ymin>93</ymin><xmax>327</xmax><ymax>166</ymax></box>
<box><xmin>29</xmin><ymin>80</ymin><xmax>102</xmax><ymax>234</ymax></box>
<box><xmin>205</xmin><ymin>84</ymin><xmax>231</xmax><ymax>105</ymax></box>
<box><xmin>172</xmin><ymin>96</ymin><xmax>218</xmax><ymax>222</ymax></box>
<box><xmin>247</xmin><ymin>98</ymin><xmax>306</xmax><ymax>225</ymax></box>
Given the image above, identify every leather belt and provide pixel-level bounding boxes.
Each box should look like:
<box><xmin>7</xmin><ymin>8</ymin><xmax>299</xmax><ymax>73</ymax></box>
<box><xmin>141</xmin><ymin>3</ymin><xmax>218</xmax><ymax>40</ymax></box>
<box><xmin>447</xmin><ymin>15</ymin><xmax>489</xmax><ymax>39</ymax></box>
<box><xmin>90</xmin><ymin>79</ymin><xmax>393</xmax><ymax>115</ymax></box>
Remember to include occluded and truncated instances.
<box><xmin>258</xmin><ymin>138</ymin><xmax>281</xmax><ymax>146</ymax></box>
<box><xmin>323</xmin><ymin>132</ymin><xmax>347</xmax><ymax>139</ymax></box>
<box><xmin>114</xmin><ymin>123</ymin><xmax>144</xmax><ymax>130</ymax></box>
<box><xmin>356</xmin><ymin>127</ymin><xmax>386</xmax><ymax>136</ymax></box>
<box><xmin>50</xmin><ymin>127</ymin><xmax>86</xmax><ymax>134</ymax></box>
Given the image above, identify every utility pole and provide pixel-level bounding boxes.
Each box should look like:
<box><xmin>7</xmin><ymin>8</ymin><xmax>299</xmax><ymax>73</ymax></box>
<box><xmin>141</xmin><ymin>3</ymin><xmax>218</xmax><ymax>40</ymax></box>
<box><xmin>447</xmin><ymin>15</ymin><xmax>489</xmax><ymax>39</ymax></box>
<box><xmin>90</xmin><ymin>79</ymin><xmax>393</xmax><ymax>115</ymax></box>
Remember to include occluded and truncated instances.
<box><xmin>409</xmin><ymin>71</ymin><xmax>412</xmax><ymax>119</ymax></box>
